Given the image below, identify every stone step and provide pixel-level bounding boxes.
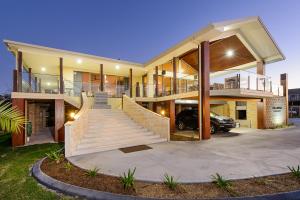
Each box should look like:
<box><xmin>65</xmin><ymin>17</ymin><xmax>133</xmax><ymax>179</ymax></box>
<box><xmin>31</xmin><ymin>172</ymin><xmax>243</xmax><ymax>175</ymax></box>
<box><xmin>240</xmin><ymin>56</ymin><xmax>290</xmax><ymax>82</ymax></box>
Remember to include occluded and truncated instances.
<box><xmin>78</xmin><ymin>134</ymin><xmax>160</xmax><ymax>148</ymax></box>
<box><xmin>80</xmin><ymin>132</ymin><xmax>155</xmax><ymax>144</ymax></box>
<box><xmin>93</xmin><ymin>104</ymin><xmax>111</xmax><ymax>109</ymax></box>
<box><xmin>85</xmin><ymin>128</ymin><xmax>150</xmax><ymax>138</ymax></box>
<box><xmin>74</xmin><ymin>138</ymin><xmax>166</xmax><ymax>155</ymax></box>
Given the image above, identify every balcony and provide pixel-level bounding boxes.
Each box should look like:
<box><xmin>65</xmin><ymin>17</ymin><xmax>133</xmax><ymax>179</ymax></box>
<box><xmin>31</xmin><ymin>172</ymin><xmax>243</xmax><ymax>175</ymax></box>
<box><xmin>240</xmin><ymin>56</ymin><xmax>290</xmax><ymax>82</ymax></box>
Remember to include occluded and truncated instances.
<box><xmin>138</xmin><ymin>69</ymin><xmax>283</xmax><ymax>100</ymax></box>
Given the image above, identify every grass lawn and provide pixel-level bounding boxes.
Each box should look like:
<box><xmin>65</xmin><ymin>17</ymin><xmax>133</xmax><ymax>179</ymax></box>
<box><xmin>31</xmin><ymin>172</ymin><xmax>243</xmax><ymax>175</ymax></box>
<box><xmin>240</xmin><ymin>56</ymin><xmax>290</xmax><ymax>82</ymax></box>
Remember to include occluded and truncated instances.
<box><xmin>0</xmin><ymin>133</ymin><xmax>72</xmax><ymax>200</ymax></box>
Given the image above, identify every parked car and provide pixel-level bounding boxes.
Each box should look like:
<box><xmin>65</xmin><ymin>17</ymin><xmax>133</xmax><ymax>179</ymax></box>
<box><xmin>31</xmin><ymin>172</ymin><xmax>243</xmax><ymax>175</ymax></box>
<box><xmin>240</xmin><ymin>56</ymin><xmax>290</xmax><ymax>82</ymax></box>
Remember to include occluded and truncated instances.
<box><xmin>175</xmin><ymin>109</ymin><xmax>236</xmax><ymax>134</ymax></box>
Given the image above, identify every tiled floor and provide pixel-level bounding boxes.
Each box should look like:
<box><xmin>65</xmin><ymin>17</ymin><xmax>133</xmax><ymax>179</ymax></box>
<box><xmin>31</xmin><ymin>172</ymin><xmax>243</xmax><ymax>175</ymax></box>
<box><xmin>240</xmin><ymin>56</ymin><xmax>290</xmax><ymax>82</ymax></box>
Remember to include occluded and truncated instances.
<box><xmin>26</xmin><ymin>128</ymin><xmax>55</xmax><ymax>146</ymax></box>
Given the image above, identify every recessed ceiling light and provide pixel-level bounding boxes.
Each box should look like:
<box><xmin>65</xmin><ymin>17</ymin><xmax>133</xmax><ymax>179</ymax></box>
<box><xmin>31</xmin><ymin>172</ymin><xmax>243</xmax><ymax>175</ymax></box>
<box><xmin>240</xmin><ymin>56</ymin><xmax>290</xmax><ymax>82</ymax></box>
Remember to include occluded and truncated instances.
<box><xmin>226</xmin><ymin>49</ymin><xmax>234</xmax><ymax>57</ymax></box>
<box><xmin>77</xmin><ymin>59</ymin><xmax>82</xmax><ymax>64</ymax></box>
<box><xmin>41</xmin><ymin>67</ymin><xmax>46</xmax><ymax>72</ymax></box>
<box><xmin>115</xmin><ymin>65</ymin><xmax>120</xmax><ymax>70</ymax></box>
<box><xmin>47</xmin><ymin>82</ymin><xmax>51</xmax><ymax>86</ymax></box>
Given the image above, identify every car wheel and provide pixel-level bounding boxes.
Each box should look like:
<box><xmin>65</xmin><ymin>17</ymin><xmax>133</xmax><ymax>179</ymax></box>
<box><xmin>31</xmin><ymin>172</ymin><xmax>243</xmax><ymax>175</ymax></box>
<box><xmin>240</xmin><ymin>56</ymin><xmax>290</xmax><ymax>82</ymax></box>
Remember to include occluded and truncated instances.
<box><xmin>223</xmin><ymin>128</ymin><xmax>230</xmax><ymax>132</ymax></box>
<box><xmin>210</xmin><ymin>124</ymin><xmax>217</xmax><ymax>134</ymax></box>
<box><xmin>178</xmin><ymin>120</ymin><xmax>185</xmax><ymax>130</ymax></box>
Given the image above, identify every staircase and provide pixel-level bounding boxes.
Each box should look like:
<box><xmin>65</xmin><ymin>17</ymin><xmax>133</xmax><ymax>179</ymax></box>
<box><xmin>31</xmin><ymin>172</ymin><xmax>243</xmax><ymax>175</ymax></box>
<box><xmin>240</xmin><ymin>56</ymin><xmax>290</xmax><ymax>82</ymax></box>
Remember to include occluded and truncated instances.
<box><xmin>93</xmin><ymin>92</ymin><xmax>111</xmax><ymax>109</ymax></box>
<box><xmin>72</xmin><ymin>92</ymin><xmax>166</xmax><ymax>156</ymax></box>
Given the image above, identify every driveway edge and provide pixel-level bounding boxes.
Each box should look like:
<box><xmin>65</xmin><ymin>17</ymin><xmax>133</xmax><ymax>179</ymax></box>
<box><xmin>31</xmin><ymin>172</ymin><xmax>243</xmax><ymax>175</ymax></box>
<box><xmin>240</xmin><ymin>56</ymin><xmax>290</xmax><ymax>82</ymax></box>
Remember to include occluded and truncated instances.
<box><xmin>32</xmin><ymin>158</ymin><xmax>300</xmax><ymax>200</ymax></box>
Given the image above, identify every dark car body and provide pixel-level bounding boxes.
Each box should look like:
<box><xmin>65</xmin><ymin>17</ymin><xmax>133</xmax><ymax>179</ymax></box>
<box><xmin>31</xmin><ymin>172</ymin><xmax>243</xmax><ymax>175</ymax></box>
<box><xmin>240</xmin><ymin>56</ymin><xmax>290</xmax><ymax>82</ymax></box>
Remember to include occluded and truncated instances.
<box><xmin>175</xmin><ymin>109</ymin><xmax>235</xmax><ymax>133</ymax></box>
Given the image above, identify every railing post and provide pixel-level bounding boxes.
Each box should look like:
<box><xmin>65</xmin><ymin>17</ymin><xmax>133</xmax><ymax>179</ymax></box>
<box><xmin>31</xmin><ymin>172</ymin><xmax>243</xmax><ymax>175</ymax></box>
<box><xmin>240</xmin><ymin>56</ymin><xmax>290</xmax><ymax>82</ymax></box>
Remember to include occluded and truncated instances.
<box><xmin>34</xmin><ymin>77</ymin><xmax>38</xmax><ymax>92</ymax></box>
<box><xmin>263</xmin><ymin>78</ymin><xmax>266</xmax><ymax>91</ymax></box>
<box><xmin>99</xmin><ymin>64</ymin><xmax>104</xmax><ymax>92</ymax></box>
<box><xmin>155</xmin><ymin>66</ymin><xmax>158</xmax><ymax>97</ymax></box>
<box><xmin>270</xmin><ymin>81</ymin><xmax>272</xmax><ymax>92</ymax></box>
<box><xmin>237</xmin><ymin>74</ymin><xmax>240</xmax><ymax>89</ymax></box>
<box><xmin>28</xmin><ymin>68</ymin><xmax>32</xmax><ymax>92</ymax></box>
<box><xmin>247</xmin><ymin>75</ymin><xmax>250</xmax><ymax>90</ymax></box>
<box><xmin>59</xmin><ymin>57</ymin><xmax>64</xmax><ymax>94</ymax></box>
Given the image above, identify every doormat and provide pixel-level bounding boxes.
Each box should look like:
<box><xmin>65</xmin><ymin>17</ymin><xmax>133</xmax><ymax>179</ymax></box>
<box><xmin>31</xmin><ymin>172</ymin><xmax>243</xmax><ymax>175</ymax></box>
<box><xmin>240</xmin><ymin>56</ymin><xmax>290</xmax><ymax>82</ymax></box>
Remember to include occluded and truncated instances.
<box><xmin>119</xmin><ymin>145</ymin><xmax>152</xmax><ymax>153</ymax></box>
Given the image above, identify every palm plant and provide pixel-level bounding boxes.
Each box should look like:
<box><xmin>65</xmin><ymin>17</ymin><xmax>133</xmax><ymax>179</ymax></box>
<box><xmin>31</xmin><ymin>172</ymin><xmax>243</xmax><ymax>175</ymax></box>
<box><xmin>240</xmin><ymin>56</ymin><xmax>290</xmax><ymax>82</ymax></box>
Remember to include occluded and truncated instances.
<box><xmin>0</xmin><ymin>100</ymin><xmax>26</xmax><ymax>134</ymax></box>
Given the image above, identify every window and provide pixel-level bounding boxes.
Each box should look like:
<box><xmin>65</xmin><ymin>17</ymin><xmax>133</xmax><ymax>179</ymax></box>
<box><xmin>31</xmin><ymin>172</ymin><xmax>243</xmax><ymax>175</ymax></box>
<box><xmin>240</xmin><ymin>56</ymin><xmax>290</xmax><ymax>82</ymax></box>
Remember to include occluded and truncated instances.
<box><xmin>236</xmin><ymin>101</ymin><xmax>247</xmax><ymax>120</ymax></box>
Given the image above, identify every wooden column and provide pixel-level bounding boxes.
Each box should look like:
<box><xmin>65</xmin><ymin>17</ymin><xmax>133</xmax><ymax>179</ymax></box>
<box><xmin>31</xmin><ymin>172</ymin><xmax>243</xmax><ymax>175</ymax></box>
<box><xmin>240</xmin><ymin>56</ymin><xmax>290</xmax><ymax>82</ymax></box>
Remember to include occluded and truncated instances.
<box><xmin>136</xmin><ymin>82</ymin><xmax>140</xmax><ymax>97</ymax></box>
<box><xmin>257</xmin><ymin>99</ymin><xmax>266</xmax><ymax>129</ymax></box>
<box><xmin>198</xmin><ymin>41</ymin><xmax>210</xmax><ymax>140</ymax></box>
<box><xmin>59</xmin><ymin>57</ymin><xmax>64</xmax><ymax>94</ymax></box>
<box><xmin>28</xmin><ymin>68</ymin><xmax>32</xmax><ymax>92</ymax></box>
<box><xmin>12</xmin><ymin>98</ymin><xmax>25</xmax><ymax>147</ymax></box>
<box><xmin>280</xmin><ymin>73</ymin><xmax>288</xmax><ymax>125</ymax></box>
<box><xmin>17</xmin><ymin>51</ymin><xmax>23</xmax><ymax>92</ymax></box>
<box><xmin>155</xmin><ymin>66</ymin><xmax>158</xmax><ymax>97</ymax></box>
<box><xmin>13</xmin><ymin>69</ymin><xmax>18</xmax><ymax>92</ymax></box>
<box><xmin>100</xmin><ymin>64</ymin><xmax>104</xmax><ymax>92</ymax></box>
<box><xmin>168</xmin><ymin>100</ymin><xmax>176</xmax><ymax>133</ymax></box>
<box><xmin>172</xmin><ymin>57</ymin><xmax>177</xmax><ymax>94</ymax></box>
<box><xmin>129</xmin><ymin>68</ymin><xmax>133</xmax><ymax>97</ymax></box>
<box><xmin>257</xmin><ymin>61</ymin><xmax>265</xmax><ymax>75</ymax></box>
<box><xmin>55</xmin><ymin>99</ymin><xmax>65</xmax><ymax>142</ymax></box>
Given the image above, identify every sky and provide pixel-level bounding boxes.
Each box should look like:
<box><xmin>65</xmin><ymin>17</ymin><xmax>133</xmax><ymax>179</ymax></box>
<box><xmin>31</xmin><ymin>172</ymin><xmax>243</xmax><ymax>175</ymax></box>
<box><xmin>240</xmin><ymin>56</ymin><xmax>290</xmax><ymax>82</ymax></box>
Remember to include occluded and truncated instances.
<box><xmin>0</xmin><ymin>0</ymin><xmax>300</xmax><ymax>94</ymax></box>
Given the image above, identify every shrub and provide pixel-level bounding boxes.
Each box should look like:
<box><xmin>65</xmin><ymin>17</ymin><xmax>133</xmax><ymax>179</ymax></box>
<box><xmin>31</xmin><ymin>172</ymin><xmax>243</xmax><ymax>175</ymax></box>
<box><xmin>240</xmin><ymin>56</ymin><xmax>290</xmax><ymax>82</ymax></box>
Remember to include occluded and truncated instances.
<box><xmin>64</xmin><ymin>162</ymin><xmax>73</xmax><ymax>172</ymax></box>
<box><xmin>288</xmin><ymin>165</ymin><xmax>300</xmax><ymax>178</ymax></box>
<box><xmin>164</xmin><ymin>174</ymin><xmax>178</xmax><ymax>190</ymax></box>
<box><xmin>211</xmin><ymin>173</ymin><xmax>231</xmax><ymax>190</ymax></box>
<box><xmin>46</xmin><ymin>151</ymin><xmax>62</xmax><ymax>164</ymax></box>
<box><xmin>86</xmin><ymin>167</ymin><xmax>99</xmax><ymax>177</ymax></box>
<box><xmin>121</xmin><ymin>167</ymin><xmax>136</xmax><ymax>190</ymax></box>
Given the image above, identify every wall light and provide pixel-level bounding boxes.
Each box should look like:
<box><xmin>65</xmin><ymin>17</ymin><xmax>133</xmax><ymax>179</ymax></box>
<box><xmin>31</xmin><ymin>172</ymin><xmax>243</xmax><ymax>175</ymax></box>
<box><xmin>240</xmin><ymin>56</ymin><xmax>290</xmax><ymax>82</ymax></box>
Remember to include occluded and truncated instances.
<box><xmin>160</xmin><ymin>110</ymin><xmax>165</xmax><ymax>116</ymax></box>
<box><xmin>41</xmin><ymin>67</ymin><xmax>46</xmax><ymax>72</ymax></box>
<box><xmin>115</xmin><ymin>65</ymin><xmax>120</xmax><ymax>70</ymax></box>
<box><xmin>226</xmin><ymin>49</ymin><xmax>234</xmax><ymax>57</ymax></box>
<box><xmin>69</xmin><ymin>112</ymin><xmax>75</xmax><ymax>119</ymax></box>
<box><xmin>47</xmin><ymin>82</ymin><xmax>51</xmax><ymax>86</ymax></box>
<box><xmin>77</xmin><ymin>59</ymin><xmax>82</xmax><ymax>64</ymax></box>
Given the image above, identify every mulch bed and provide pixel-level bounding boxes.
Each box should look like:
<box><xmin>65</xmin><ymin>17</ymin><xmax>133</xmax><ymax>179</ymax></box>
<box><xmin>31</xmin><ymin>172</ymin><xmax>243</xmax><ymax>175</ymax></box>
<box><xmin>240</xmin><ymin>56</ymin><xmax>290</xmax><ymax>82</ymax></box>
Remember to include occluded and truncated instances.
<box><xmin>41</xmin><ymin>158</ymin><xmax>300</xmax><ymax>199</ymax></box>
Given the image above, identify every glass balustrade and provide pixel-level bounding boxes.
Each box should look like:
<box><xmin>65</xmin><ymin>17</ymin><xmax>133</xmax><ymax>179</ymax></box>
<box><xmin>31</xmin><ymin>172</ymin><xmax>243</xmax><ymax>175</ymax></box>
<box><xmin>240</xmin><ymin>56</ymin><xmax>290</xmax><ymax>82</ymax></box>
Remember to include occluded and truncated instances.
<box><xmin>17</xmin><ymin>69</ymin><xmax>283</xmax><ymax>98</ymax></box>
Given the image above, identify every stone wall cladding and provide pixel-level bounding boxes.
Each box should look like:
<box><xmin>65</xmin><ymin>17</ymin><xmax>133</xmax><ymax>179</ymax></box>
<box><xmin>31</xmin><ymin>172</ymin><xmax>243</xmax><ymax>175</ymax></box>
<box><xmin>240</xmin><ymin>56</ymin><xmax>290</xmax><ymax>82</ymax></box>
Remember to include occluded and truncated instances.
<box><xmin>123</xmin><ymin>95</ymin><xmax>170</xmax><ymax>140</ymax></box>
<box><xmin>265</xmin><ymin>97</ymin><xmax>287</xmax><ymax>128</ymax></box>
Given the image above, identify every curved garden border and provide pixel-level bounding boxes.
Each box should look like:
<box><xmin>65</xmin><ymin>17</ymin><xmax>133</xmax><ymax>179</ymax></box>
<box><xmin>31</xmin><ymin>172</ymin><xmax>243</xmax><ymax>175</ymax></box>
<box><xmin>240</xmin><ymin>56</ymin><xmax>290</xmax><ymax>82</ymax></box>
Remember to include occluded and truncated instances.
<box><xmin>32</xmin><ymin>158</ymin><xmax>300</xmax><ymax>200</ymax></box>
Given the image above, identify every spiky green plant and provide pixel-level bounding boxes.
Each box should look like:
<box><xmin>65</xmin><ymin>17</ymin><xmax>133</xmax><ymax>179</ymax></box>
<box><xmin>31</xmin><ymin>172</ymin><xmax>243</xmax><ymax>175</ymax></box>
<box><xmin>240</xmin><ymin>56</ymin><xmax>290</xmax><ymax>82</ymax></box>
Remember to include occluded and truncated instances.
<box><xmin>86</xmin><ymin>167</ymin><xmax>99</xmax><ymax>177</ymax></box>
<box><xmin>46</xmin><ymin>151</ymin><xmax>63</xmax><ymax>164</ymax></box>
<box><xmin>164</xmin><ymin>174</ymin><xmax>178</xmax><ymax>190</ymax></box>
<box><xmin>288</xmin><ymin>165</ymin><xmax>300</xmax><ymax>178</ymax></box>
<box><xmin>120</xmin><ymin>167</ymin><xmax>136</xmax><ymax>190</ymax></box>
<box><xmin>211</xmin><ymin>173</ymin><xmax>231</xmax><ymax>190</ymax></box>
<box><xmin>0</xmin><ymin>100</ymin><xmax>26</xmax><ymax>134</ymax></box>
<box><xmin>64</xmin><ymin>162</ymin><xmax>73</xmax><ymax>172</ymax></box>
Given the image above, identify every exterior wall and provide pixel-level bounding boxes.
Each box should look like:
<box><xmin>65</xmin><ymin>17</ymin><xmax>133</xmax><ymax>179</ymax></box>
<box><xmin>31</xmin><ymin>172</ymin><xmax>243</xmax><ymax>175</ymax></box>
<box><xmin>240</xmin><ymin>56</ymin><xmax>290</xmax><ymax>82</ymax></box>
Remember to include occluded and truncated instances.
<box><xmin>224</xmin><ymin>100</ymin><xmax>258</xmax><ymax>128</ymax></box>
<box><xmin>210</xmin><ymin>104</ymin><xmax>229</xmax><ymax>116</ymax></box>
<box><xmin>265</xmin><ymin>97</ymin><xmax>287</xmax><ymax>128</ymax></box>
<box><xmin>107</xmin><ymin>98</ymin><xmax>122</xmax><ymax>109</ymax></box>
<box><xmin>123</xmin><ymin>96</ymin><xmax>170</xmax><ymax>140</ymax></box>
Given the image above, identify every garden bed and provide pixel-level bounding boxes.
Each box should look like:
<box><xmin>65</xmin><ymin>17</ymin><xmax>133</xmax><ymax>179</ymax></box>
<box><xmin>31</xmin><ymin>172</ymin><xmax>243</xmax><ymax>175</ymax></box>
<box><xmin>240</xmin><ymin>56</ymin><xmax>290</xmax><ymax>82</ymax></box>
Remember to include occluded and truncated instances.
<box><xmin>40</xmin><ymin>157</ymin><xmax>300</xmax><ymax>199</ymax></box>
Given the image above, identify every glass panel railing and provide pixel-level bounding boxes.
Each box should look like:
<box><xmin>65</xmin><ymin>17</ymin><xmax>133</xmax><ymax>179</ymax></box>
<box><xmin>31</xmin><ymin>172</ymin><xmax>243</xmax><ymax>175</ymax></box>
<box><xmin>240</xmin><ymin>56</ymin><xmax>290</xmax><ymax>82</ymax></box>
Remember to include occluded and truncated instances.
<box><xmin>210</xmin><ymin>69</ymin><xmax>275</xmax><ymax>93</ymax></box>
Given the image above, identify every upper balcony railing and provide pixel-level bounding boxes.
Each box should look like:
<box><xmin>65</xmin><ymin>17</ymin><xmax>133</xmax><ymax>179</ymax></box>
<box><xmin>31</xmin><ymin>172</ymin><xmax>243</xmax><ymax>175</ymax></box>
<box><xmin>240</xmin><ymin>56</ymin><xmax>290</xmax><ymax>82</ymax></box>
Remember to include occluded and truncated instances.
<box><xmin>19</xmin><ymin>71</ymin><xmax>129</xmax><ymax>98</ymax></box>
<box><xmin>17</xmin><ymin>69</ymin><xmax>283</xmax><ymax>99</ymax></box>
<box><xmin>210</xmin><ymin>69</ymin><xmax>283</xmax><ymax>96</ymax></box>
<box><xmin>139</xmin><ymin>69</ymin><xmax>283</xmax><ymax>98</ymax></box>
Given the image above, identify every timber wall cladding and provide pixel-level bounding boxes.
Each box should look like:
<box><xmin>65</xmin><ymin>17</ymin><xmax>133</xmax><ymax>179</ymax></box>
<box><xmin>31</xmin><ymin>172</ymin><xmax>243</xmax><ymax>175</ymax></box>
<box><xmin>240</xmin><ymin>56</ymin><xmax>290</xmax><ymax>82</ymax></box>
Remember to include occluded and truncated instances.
<box><xmin>265</xmin><ymin>97</ymin><xmax>287</xmax><ymax>128</ymax></box>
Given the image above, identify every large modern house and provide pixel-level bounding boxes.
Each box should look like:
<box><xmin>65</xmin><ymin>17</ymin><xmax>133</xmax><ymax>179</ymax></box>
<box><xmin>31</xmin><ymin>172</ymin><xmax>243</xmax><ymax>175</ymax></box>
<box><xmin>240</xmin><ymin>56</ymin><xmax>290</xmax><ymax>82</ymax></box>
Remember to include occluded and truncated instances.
<box><xmin>4</xmin><ymin>17</ymin><xmax>288</xmax><ymax>157</ymax></box>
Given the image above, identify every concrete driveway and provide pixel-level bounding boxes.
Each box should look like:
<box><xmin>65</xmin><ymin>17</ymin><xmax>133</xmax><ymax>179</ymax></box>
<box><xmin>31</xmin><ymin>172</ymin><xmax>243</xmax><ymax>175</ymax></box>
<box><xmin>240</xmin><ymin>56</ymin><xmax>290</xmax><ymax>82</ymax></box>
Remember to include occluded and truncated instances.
<box><xmin>69</xmin><ymin>119</ymin><xmax>300</xmax><ymax>183</ymax></box>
